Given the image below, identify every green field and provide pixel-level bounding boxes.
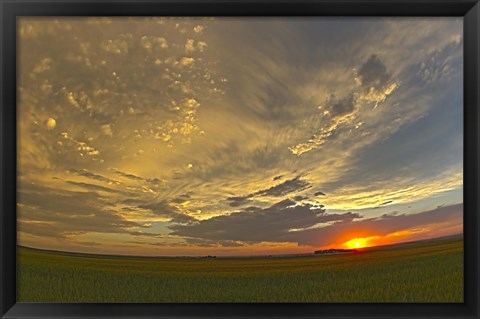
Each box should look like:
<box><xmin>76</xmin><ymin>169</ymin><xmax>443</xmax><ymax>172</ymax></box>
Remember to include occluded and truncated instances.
<box><xmin>17</xmin><ymin>235</ymin><xmax>463</xmax><ymax>302</ymax></box>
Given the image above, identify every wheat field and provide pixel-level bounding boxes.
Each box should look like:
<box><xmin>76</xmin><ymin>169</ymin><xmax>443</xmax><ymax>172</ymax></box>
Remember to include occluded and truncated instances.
<box><xmin>17</xmin><ymin>235</ymin><xmax>463</xmax><ymax>302</ymax></box>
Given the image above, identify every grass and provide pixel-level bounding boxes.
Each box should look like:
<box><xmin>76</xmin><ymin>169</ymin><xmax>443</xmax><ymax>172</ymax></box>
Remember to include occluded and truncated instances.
<box><xmin>16</xmin><ymin>235</ymin><xmax>463</xmax><ymax>302</ymax></box>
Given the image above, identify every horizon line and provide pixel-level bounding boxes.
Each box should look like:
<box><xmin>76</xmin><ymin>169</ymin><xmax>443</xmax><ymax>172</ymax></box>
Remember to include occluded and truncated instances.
<box><xmin>17</xmin><ymin>233</ymin><xmax>464</xmax><ymax>259</ymax></box>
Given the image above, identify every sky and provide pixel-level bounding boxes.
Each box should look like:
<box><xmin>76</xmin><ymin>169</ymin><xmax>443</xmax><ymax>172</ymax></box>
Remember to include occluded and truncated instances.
<box><xmin>17</xmin><ymin>17</ymin><xmax>463</xmax><ymax>256</ymax></box>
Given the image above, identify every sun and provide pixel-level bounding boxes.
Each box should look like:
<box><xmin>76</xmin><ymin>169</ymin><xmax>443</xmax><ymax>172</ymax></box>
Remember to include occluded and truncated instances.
<box><xmin>344</xmin><ymin>238</ymin><xmax>367</xmax><ymax>249</ymax></box>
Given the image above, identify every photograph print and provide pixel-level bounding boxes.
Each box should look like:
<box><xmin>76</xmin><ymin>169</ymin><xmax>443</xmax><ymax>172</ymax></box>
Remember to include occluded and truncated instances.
<box><xmin>17</xmin><ymin>17</ymin><xmax>463</xmax><ymax>302</ymax></box>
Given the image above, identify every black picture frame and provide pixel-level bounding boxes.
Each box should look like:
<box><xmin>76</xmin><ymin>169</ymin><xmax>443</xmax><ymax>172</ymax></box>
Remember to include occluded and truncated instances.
<box><xmin>1</xmin><ymin>0</ymin><xmax>479</xmax><ymax>318</ymax></box>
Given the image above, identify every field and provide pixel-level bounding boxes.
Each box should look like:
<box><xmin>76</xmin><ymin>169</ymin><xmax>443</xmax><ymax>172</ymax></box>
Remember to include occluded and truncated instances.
<box><xmin>17</xmin><ymin>235</ymin><xmax>463</xmax><ymax>302</ymax></box>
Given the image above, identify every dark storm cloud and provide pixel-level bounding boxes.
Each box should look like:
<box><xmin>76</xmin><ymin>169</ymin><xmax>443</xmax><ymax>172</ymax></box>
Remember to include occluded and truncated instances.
<box><xmin>273</xmin><ymin>175</ymin><xmax>283</xmax><ymax>181</ymax></box>
<box><xmin>324</xmin><ymin>93</ymin><xmax>357</xmax><ymax>118</ymax></box>
<box><xmin>226</xmin><ymin>196</ymin><xmax>252</xmax><ymax>207</ymax></box>
<box><xmin>314</xmin><ymin>191</ymin><xmax>326</xmax><ymax>196</ymax></box>
<box><xmin>170</xmin><ymin>199</ymin><xmax>360</xmax><ymax>243</ymax></box>
<box><xmin>285</xmin><ymin>203</ymin><xmax>463</xmax><ymax>247</ymax></box>
<box><xmin>170</xmin><ymin>202</ymin><xmax>461</xmax><ymax>247</ymax></box>
<box><xmin>137</xmin><ymin>201</ymin><xmax>197</xmax><ymax>224</ymax></box>
<box><xmin>356</xmin><ymin>54</ymin><xmax>392</xmax><ymax>93</ymax></box>
<box><xmin>380</xmin><ymin>200</ymin><xmax>394</xmax><ymax>206</ymax></box>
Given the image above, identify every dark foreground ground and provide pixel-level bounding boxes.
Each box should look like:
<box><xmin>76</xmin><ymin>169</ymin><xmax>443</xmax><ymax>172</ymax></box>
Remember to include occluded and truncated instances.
<box><xmin>17</xmin><ymin>235</ymin><xmax>463</xmax><ymax>302</ymax></box>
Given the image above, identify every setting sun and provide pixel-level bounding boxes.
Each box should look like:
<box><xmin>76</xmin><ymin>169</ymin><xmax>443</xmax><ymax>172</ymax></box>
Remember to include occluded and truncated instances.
<box><xmin>345</xmin><ymin>238</ymin><xmax>368</xmax><ymax>249</ymax></box>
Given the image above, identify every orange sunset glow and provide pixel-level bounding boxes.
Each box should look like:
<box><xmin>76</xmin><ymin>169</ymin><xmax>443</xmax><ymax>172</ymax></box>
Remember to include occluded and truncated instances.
<box><xmin>16</xmin><ymin>17</ymin><xmax>463</xmax><ymax>257</ymax></box>
<box><xmin>344</xmin><ymin>238</ymin><xmax>368</xmax><ymax>249</ymax></box>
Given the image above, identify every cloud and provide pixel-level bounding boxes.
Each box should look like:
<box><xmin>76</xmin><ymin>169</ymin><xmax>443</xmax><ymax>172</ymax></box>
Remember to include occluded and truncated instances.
<box><xmin>67</xmin><ymin>168</ymin><xmax>121</xmax><ymax>185</ymax></box>
<box><xmin>46</xmin><ymin>117</ymin><xmax>56</xmax><ymax>129</ymax></box>
<box><xmin>193</xmin><ymin>25</ymin><xmax>204</xmax><ymax>34</ymax></box>
<box><xmin>185</xmin><ymin>238</ymin><xmax>245</xmax><ymax>248</ymax></box>
<box><xmin>128</xmin><ymin>231</ymin><xmax>167</xmax><ymax>238</ymax></box>
<box><xmin>171</xmin><ymin>202</ymin><xmax>462</xmax><ymax>248</ymax></box>
<box><xmin>227</xmin><ymin>196</ymin><xmax>252</xmax><ymax>207</ymax></box>
<box><xmin>226</xmin><ymin>176</ymin><xmax>311</xmax><ymax>207</ymax></box>
<box><xmin>355</xmin><ymin>54</ymin><xmax>398</xmax><ymax>106</ymax></box>
<box><xmin>417</xmin><ymin>38</ymin><xmax>462</xmax><ymax>84</ymax></box>
<box><xmin>65</xmin><ymin>181</ymin><xmax>127</xmax><ymax>194</ymax></box>
<box><xmin>293</xmin><ymin>195</ymin><xmax>308</xmax><ymax>201</ymax></box>
<box><xmin>101</xmin><ymin>124</ymin><xmax>113</xmax><ymax>137</ymax></box>
<box><xmin>380</xmin><ymin>211</ymin><xmax>399</xmax><ymax>217</ymax></box>
<box><xmin>255</xmin><ymin>176</ymin><xmax>312</xmax><ymax>197</ymax></box>
<box><xmin>170</xmin><ymin>199</ymin><xmax>360</xmax><ymax>243</ymax></box>
<box><xmin>111</xmin><ymin>169</ymin><xmax>145</xmax><ymax>181</ymax></box>
<box><xmin>323</xmin><ymin>93</ymin><xmax>357</xmax><ymax>118</ymax></box>
<box><xmin>17</xmin><ymin>183</ymin><xmax>148</xmax><ymax>239</ymax></box>
<box><xmin>16</xmin><ymin>17</ymin><xmax>463</xmax><ymax>255</ymax></box>
<box><xmin>170</xmin><ymin>193</ymin><xmax>192</xmax><ymax>204</ymax></box>
<box><xmin>185</xmin><ymin>39</ymin><xmax>196</xmax><ymax>53</ymax></box>
<box><xmin>180</xmin><ymin>57</ymin><xmax>195</xmax><ymax>66</ymax></box>
<box><xmin>289</xmin><ymin>54</ymin><xmax>399</xmax><ymax>156</ymax></box>
<box><xmin>137</xmin><ymin>201</ymin><xmax>179</xmax><ymax>215</ymax></box>
<box><xmin>356</xmin><ymin>55</ymin><xmax>391</xmax><ymax>92</ymax></box>
<box><xmin>289</xmin><ymin>203</ymin><xmax>462</xmax><ymax>247</ymax></box>
<box><xmin>380</xmin><ymin>200</ymin><xmax>393</xmax><ymax>206</ymax></box>
<box><xmin>136</xmin><ymin>201</ymin><xmax>197</xmax><ymax>224</ymax></box>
